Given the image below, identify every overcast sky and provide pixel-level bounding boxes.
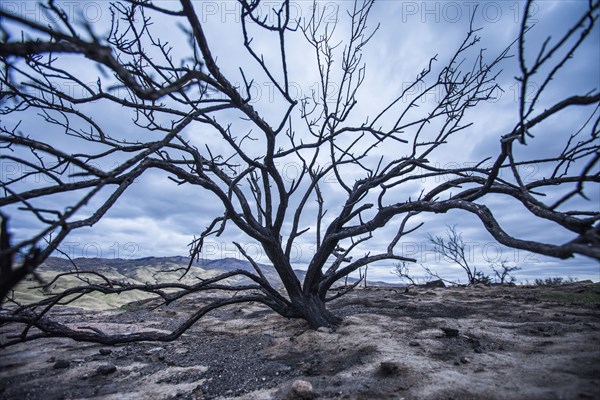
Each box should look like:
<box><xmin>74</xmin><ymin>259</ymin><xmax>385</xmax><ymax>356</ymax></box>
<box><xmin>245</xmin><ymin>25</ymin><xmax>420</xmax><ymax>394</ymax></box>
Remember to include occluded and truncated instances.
<box><xmin>1</xmin><ymin>0</ymin><xmax>599</xmax><ymax>283</ymax></box>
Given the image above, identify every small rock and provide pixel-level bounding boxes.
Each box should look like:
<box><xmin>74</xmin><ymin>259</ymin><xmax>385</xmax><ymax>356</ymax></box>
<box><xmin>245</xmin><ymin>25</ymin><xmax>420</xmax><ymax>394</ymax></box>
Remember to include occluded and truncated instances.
<box><xmin>422</xmin><ymin>279</ymin><xmax>445</xmax><ymax>288</ymax></box>
<box><xmin>441</xmin><ymin>327</ymin><xmax>459</xmax><ymax>337</ymax></box>
<box><xmin>145</xmin><ymin>347</ymin><xmax>164</xmax><ymax>355</ymax></box>
<box><xmin>289</xmin><ymin>379</ymin><xmax>314</xmax><ymax>400</ymax></box>
<box><xmin>408</xmin><ymin>340</ymin><xmax>420</xmax><ymax>347</ymax></box>
<box><xmin>378</xmin><ymin>361</ymin><xmax>400</xmax><ymax>377</ymax></box>
<box><xmin>460</xmin><ymin>356</ymin><xmax>471</xmax><ymax>364</ymax></box>
<box><xmin>97</xmin><ymin>364</ymin><xmax>117</xmax><ymax>375</ymax></box>
<box><xmin>46</xmin><ymin>357</ymin><xmax>56</xmax><ymax>363</ymax></box>
<box><xmin>151</xmin><ymin>354</ymin><xmax>165</xmax><ymax>362</ymax></box>
<box><xmin>99</xmin><ymin>349</ymin><xmax>112</xmax><ymax>356</ymax></box>
<box><xmin>474</xmin><ymin>347</ymin><xmax>483</xmax><ymax>354</ymax></box>
<box><xmin>53</xmin><ymin>360</ymin><xmax>70</xmax><ymax>369</ymax></box>
<box><xmin>133</xmin><ymin>355</ymin><xmax>145</xmax><ymax>362</ymax></box>
<box><xmin>316</xmin><ymin>327</ymin><xmax>334</xmax><ymax>333</ymax></box>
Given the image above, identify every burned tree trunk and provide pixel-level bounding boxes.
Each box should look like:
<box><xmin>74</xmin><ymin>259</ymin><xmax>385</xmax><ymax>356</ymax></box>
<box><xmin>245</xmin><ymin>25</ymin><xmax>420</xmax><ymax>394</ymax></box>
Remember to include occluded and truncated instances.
<box><xmin>292</xmin><ymin>294</ymin><xmax>340</xmax><ymax>329</ymax></box>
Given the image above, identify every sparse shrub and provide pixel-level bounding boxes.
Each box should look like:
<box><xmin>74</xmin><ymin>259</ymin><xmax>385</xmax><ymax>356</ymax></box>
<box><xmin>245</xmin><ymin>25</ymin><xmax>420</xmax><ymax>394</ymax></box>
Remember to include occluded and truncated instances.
<box><xmin>392</xmin><ymin>262</ymin><xmax>417</xmax><ymax>286</ymax></box>
<box><xmin>491</xmin><ymin>261</ymin><xmax>521</xmax><ymax>285</ymax></box>
<box><xmin>427</xmin><ymin>226</ymin><xmax>500</xmax><ymax>286</ymax></box>
<box><xmin>428</xmin><ymin>226</ymin><xmax>480</xmax><ymax>285</ymax></box>
<box><xmin>534</xmin><ymin>277</ymin><xmax>578</xmax><ymax>286</ymax></box>
<box><xmin>473</xmin><ymin>271</ymin><xmax>493</xmax><ymax>286</ymax></box>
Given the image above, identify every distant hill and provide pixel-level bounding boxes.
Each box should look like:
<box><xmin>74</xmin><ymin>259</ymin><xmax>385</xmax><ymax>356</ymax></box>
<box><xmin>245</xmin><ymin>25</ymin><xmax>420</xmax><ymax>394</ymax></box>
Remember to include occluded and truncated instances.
<box><xmin>11</xmin><ymin>256</ymin><xmax>402</xmax><ymax>310</ymax></box>
<box><xmin>38</xmin><ymin>256</ymin><xmax>403</xmax><ymax>288</ymax></box>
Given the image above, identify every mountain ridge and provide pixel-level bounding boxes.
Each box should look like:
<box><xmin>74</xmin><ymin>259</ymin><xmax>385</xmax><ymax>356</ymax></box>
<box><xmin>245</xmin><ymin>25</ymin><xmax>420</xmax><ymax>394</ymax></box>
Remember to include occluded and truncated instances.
<box><xmin>39</xmin><ymin>256</ymin><xmax>403</xmax><ymax>287</ymax></box>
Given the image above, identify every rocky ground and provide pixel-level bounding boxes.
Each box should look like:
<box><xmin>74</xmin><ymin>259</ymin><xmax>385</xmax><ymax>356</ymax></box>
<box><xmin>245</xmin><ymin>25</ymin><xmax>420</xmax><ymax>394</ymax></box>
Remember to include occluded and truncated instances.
<box><xmin>1</xmin><ymin>282</ymin><xmax>599</xmax><ymax>400</ymax></box>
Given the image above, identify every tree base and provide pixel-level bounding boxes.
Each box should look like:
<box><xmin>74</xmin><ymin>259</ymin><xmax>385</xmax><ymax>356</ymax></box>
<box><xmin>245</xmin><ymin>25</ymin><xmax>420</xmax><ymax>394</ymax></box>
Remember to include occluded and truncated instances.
<box><xmin>292</xmin><ymin>294</ymin><xmax>341</xmax><ymax>330</ymax></box>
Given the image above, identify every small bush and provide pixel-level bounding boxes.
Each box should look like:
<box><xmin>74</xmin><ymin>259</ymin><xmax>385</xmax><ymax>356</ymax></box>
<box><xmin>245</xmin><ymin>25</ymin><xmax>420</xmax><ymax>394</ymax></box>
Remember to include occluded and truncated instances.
<box><xmin>533</xmin><ymin>277</ymin><xmax>578</xmax><ymax>286</ymax></box>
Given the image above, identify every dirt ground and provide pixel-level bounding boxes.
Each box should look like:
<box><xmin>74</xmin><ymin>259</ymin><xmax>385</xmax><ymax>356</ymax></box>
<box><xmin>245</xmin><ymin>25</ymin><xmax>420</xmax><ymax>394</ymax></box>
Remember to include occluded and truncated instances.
<box><xmin>1</xmin><ymin>282</ymin><xmax>599</xmax><ymax>400</ymax></box>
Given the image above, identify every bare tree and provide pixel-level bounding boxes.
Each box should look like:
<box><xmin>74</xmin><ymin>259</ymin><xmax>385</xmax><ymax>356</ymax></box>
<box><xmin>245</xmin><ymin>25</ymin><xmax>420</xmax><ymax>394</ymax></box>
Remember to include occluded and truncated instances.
<box><xmin>427</xmin><ymin>225</ymin><xmax>489</xmax><ymax>285</ymax></box>
<box><xmin>492</xmin><ymin>261</ymin><xmax>521</xmax><ymax>285</ymax></box>
<box><xmin>0</xmin><ymin>0</ymin><xmax>598</xmax><ymax>346</ymax></box>
<box><xmin>427</xmin><ymin>227</ymin><xmax>524</xmax><ymax>285</ymax></box>
<box><xmin>0</xmin><ymin>213</ymin><xmax>43</xmax><ymax>301</ymax></box>
<box><xmin>392</xmin><ymin>262</ymin><xmax>417</xmax><ymax>286</ymax></box>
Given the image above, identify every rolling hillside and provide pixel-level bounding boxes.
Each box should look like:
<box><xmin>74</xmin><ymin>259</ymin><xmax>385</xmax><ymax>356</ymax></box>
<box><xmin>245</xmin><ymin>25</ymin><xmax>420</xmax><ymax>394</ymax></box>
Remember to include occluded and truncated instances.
<box><xmin>9</xmin><ymin>256</ymin><xmax>402</xmax><ymax>311</ymax></box>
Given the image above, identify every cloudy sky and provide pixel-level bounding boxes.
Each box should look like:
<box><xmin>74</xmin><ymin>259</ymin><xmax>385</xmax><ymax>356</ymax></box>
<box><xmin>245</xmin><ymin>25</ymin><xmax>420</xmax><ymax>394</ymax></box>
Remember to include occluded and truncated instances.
<box><xmin>1</xmin><ymin>0</ymin><xmax>599</xmax><ymax>283</ymax></box>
